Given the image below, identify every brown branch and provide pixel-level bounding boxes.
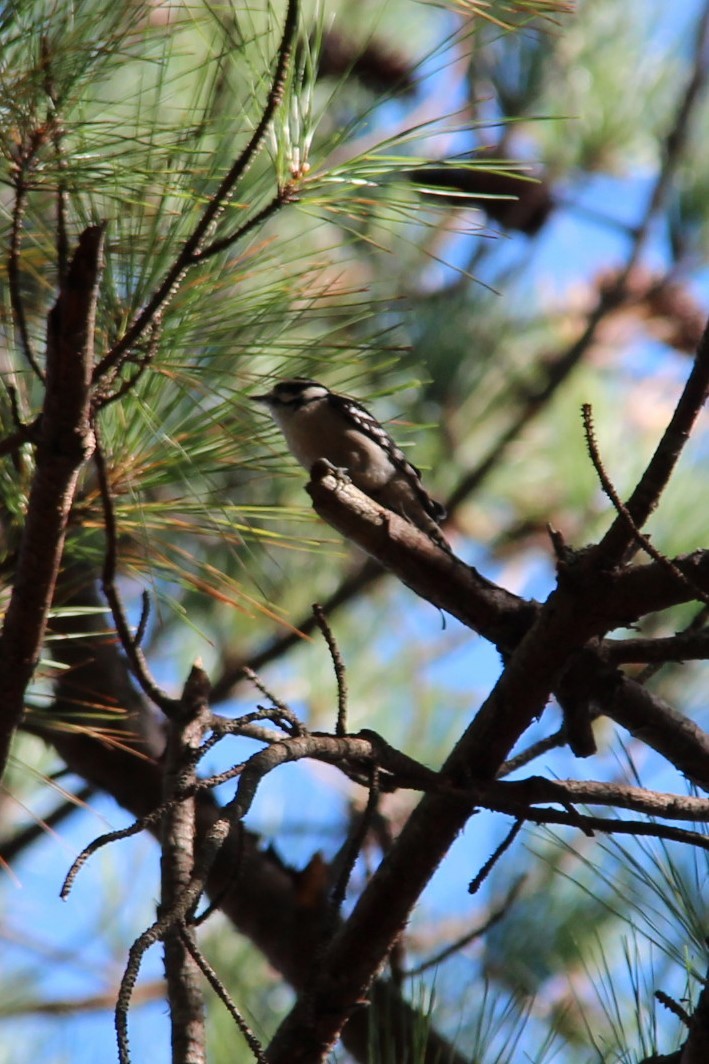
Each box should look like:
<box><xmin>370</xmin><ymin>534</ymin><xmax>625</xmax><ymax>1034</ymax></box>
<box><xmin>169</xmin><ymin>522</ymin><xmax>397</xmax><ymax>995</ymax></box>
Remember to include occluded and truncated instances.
<box><xmin>62</xmin><ymin>800</ymin><xmax>168</xmax><ymax>901</ymax></box>
<box><xmin>682</xmin><ymin>957</ymin><xmax>709</xmax><ymax>1064</ymax></box>
<box><xmin>188</xmin><ymin>184</ymin><xmax>298</xmax><ymax>265</ymax></box>
<box><xmin>0</xmin><ymin>224</ymin><xmax>104</xmax><ymax>783</ymax></box>
<box><xmin>582</xmin><ymin>402</ymin><xmax>709</xmax><ymax>606</ymax></box>
<box><xmin>469</xmin><ymin>818</ymin><xmax>523</xmax><ymax>894</ymax></box>
<box><xmin>504</xmin><ymin>806</ymin><xmax>709</xmax><ymax>851</ymax></box>
<box><xmin>306</xmin><ymin>461</ymin><xmax>533</xmax><ymax>650</ymax></box>
<box><xmin>656</xmin><ymin>989</ymin><xmax>692</xmax><ymax>1028</ymax></box>
<box><xmin>603</xmin><ymin>672</ymin><xmax>709</xmax><ymax>791</ymax></box>
<box><xmin>605</xmin><ymin>629</ymin><xmax>709</xmax><ymax>666</ymax></box>
<box><xmin>603</xmin><ymin>551</ymin><xmax>709</xmax><ymax>622</ymax></box>
<box><xmin>327</xmin><ymin>766</ymin><xmax>380</xmax><ymax>925</ymax></box>
<box><xmin>240</xmin><ymin>666</ymin><xmax>305</xmax><ymax>735</ymax></box>
<box><xmin>478</xmin><ymin>776</ymin><xmax>709</xmax><ymax>822</ymax></box>
<box><xmin>43</xmin><ymin>586</ymin><xmax>503</xmax><ymax>1064</ymax></box>
<box><xmin>593</xmin><ymin>314</ymin><xmax>709</xmax><ymax>564</ymax></box>
<box><xmin>312</xmin><ymin>604</ymin><xmax>348</xmax><ymax>736</ymax></box>
<box><xmin>159</xmin><ymin>663</ymin><xmax>212</xmax><ymax>1064</ymax></box>
<box><xmin>93</xmin><ymin>0</ymin><xmax>300</xmax><ymax>385</ymax></box>
<box><xmin>310</xmin><ymin>465</ymin><xmax>709</xmax><ymax>791</ymax></box>
<box><xmin>95</xmin><ymin>318</ymin><xmax>162</xmax><ymax>411</ymax></box>
<box><xmin>265</xmin><ymin>428</ymin><xmax>709</xmax><ymax>1061</ymax></box>
<box><xmin>263</xmin><ymin>556</ymin><xmax>615</xmax><ymax>1060</ymax></box>
<box><xmin>497</xmin><ymin>727</ymin><xmax>567</xmax><ymax>776</ymax></box>
<box><xmin>180</xmin><ymin>926</ymin><xmax>267</xmax><ymax>1064</ymax></box>
<box><xmin>635</xmin><ymin>604</ymin><xmax>709</xmax><ymax>684</ymax></box>
<box><xmin>117</xmin><ymin>919</ymin><xmax>165</xmax><ymax>1063</ymax></box>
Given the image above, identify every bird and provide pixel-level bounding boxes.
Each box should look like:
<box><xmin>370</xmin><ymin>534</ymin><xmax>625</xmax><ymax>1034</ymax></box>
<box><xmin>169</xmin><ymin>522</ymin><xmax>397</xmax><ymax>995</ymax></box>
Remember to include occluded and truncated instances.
<box><xmin>251</xmin><ymin>378</ymin><xmax>450</xmax><ymax>551</ymax></box>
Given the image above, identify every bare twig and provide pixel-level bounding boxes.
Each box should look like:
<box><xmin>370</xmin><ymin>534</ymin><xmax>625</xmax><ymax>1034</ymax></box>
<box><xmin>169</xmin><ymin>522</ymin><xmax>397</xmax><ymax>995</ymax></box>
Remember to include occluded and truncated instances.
<box><xmin>656</xmin><ymin>989</ymin><xmax>692</xmax><ymax>1027</ymax></box>
<box><xmin>469</xmin><ymin>818</ymin><xmax>523</xmax><ymax>895</ymax></box>
<box><xmin>497</xmin><ymin>727</ymin><xmax>567</xmax><ymax>777</ymax></box>
<box><xmin>117</xmin><ymin>920</ymin><xmax>164</xmax><ymax>1063</ymax></box>
<box><xmin>514</xmin><ymin>806</ymin><xmax>709</xmax><ymax>850</ymax></box>
<box><xmin>188</xmin><ymin>184</ymin><xmax>298</xmax><ymax>264</ymax></box>
<box><xmin>95</xmin><ymin>318</ymin><xmax>162</xmax><ymax>411</ymax></box>
<box><xmin>61</xmin><ymin>803</ymin><xmax>168</xmax><ymax>900</ymax></box>
<box><xmin>180</xmin><ymin>925</ymin><xmax>267</xmax><ymax>1063</ymax></box>
<box><xmin>312</xmin><ymin>604</ymin><xmax>348</xmax><ymax>736</ymax></box>
<box><xmin>328</xmin><ymin>766</ymin><xmax>380</xmax><ymax>923</ymax></box>
<box><xmin>209</xmin><ymin>704</ymin><xmax>307</xmax><ymax>739</ymax></box>
<box><xmin>240</xmin><ymin>667</ymin><xmax>305</xmax><ymax>735</ymax></box>
<box><xmin>583</xmin><ymin>402</ymin><xmax>709</xmax><ymax>604</ymax></box>
<box><xmin>406</xmin><ymin>875</ymin><xmax>526</xmax><ymax>977</ymax></box>
<box><xmin>593</xmin><ymin>315</ymin><xmax>709</xmax><ymax>565</ymax></box>
<box><xmin>634</xmin><ymin>603</ymin><xmax>709</xmax><ymax>684</ymax></box>
<box><xmin>112</xmin><ymin>727</ymin><xmax>438</xmax><ymax>1061</ymax></box>
<box><xmin>135</xmin><ymin>590</ymin><xmax>151</xmax><ymax>648</ymax></box>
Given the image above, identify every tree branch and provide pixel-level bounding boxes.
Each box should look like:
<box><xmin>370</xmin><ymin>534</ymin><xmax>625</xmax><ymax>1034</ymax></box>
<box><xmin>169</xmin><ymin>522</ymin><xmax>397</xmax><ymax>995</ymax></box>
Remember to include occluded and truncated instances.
<box><xmin>93</xmin><ymin>0</ymin><xmax>300</xmax><ymax>385</ymax></box>
<box><xmin>0</xmin><ymin>224</ymin><xmax>104</xmax><ymax>783</ymax></box>
<box><xmin>158</xmin><ymin>663</ymin><xmax>212</xmax><ymax>1064</ymax></box>
<box><xmin>593</xmin><ymin>313</ymin><xmax>709</xmax><ymax>564</ymax></box>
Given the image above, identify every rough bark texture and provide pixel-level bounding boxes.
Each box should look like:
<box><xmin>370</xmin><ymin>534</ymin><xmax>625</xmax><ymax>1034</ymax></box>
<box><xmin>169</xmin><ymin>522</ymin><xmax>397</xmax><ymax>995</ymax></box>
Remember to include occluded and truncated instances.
<box><xmin>0</xmin><ymin>225</ymin><xmax>104</xmax><ymax>780</ymax></box>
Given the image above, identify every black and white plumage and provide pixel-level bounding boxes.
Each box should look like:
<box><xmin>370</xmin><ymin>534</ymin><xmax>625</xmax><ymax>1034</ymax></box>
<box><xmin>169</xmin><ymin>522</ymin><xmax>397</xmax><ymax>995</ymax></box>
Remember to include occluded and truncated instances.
<box><xmin>251</xmin><ymin>379</ymin><xmax>450</xmax><ymax>551</ymax></box>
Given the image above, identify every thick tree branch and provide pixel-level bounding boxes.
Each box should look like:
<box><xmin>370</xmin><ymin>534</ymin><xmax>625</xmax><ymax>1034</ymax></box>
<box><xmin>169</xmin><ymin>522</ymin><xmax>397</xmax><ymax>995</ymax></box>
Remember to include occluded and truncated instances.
<box><xmin>0</xmin><ymin>224</ymin><xmax>104</xmax><ymax>782</ymax></box>
<box><xmin>264</xmin><ymin>539</ymin><xmax>619</xmax><ymax>1060</ymax></box>
<box><xmin>307</xmin><ymin>467</ymin><xmax>709</xmax><ymax>788</ymax></box>
<box><xmin>605</xmin><ymin>629</ymin><xmax>709</xmax><ymax>665</ymax></box>
<box><xmin>158</xmin><ymin>664</ymin><xmax>211</xmax><ymax>1064</ymax></box>
<box><xmin>307</xmin><ymin>462</ymin><xmax>535</xmax><ymax>650</ymax></box>
<box><xmin>478</xmin><ymin>776</ymin><xmax>709</xmax><ymax>822</ymax></box>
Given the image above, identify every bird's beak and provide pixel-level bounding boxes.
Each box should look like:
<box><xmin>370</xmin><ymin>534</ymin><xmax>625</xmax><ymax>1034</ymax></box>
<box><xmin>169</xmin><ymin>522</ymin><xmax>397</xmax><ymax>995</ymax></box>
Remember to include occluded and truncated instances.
<box><xmin>250</xmin><ymin>393</ymin><xmax>271</xmax><ymax>404</ymax></box>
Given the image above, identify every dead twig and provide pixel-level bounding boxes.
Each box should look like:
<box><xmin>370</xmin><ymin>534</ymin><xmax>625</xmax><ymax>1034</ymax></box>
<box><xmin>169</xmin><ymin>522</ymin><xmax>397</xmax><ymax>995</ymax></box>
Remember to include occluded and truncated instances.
<box><xmin>180</xmin><ymin>925</ymin><xmax>267</xmax><ymax>1063</ymax></box>
<box><xmin>312</xmin><ymin>604</ymin><xmax>348</xmax><ymax>736</ymax></box>
<box><xmin>406</xmin><ymin>875</ymin><xmax>526</xmax><ymax>978</ymax></box>
<box><xmin>469</xmin><ymin>818</ymin><xmax>523</xmax><ymax>895</ymax></box>
<box><xmin>583</xmin><ymin>402</ymin><xmax>709</xmax><ymax>604</ymax></box>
